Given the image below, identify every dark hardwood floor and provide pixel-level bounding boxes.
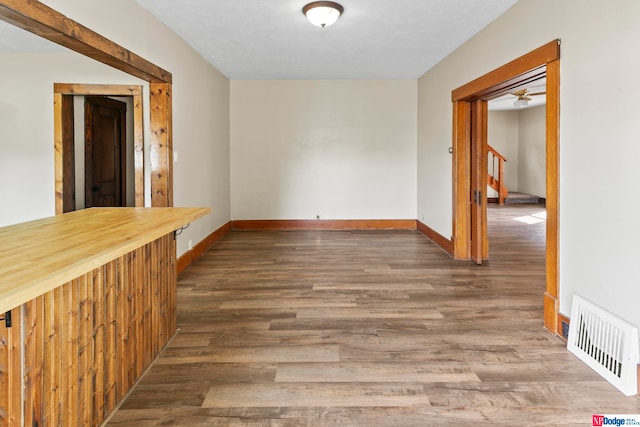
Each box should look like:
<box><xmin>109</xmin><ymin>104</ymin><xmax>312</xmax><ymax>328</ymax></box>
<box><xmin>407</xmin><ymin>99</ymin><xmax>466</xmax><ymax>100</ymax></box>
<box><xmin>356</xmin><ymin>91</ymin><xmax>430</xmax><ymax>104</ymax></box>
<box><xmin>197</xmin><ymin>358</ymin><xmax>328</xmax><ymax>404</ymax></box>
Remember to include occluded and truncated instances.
<box><xmin>107</xmin><ymin>205</ymin><xmax>640</xmax><ymax>426</ymax></box>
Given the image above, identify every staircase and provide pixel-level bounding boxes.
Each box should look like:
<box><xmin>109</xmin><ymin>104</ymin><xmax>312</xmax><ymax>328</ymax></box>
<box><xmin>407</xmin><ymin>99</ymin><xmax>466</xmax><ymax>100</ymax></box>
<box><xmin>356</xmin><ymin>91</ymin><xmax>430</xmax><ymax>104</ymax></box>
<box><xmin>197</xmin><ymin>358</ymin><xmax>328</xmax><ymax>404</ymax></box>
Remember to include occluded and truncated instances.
<box><xmin>487</xmin><ymin>145</ymin><xmax>542</xmax><ymax>205</ymax></box>
<box><xmin>487</xmin><ymin>145</ymin><xmax>509</xmax><ymax>204</ymax></box>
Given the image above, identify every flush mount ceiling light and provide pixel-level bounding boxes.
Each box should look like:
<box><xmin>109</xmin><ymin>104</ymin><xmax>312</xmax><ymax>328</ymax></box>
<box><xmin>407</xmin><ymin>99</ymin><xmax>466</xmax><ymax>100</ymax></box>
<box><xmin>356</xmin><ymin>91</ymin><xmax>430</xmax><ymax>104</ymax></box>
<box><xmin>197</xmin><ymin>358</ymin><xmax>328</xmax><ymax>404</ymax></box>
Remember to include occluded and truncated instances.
<box><xmin>302</xmin><ymin>1</ymin><xmax>344</xmax><ymax>28</ymax></box>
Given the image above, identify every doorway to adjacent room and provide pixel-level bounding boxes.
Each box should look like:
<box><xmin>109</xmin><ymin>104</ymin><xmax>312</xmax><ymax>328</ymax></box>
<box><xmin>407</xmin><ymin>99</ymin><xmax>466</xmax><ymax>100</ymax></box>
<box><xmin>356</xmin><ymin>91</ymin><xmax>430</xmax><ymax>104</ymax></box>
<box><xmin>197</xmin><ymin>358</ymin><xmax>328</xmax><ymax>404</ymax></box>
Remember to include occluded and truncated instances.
<box><xmin>451</xmin><ymin>40</ymin><xmax>560</xmax><ymax>334</ymax></box>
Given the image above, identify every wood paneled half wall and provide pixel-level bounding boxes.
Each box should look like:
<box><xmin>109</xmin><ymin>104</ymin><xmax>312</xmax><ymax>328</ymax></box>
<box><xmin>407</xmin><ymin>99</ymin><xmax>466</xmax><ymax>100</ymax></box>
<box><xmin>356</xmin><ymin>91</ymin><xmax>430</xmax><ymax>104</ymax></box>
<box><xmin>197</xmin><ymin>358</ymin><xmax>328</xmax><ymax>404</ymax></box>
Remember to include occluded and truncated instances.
<box><xmin>0</xmin><ymin>207</ymin><xmax>209</xmax><ymax>426</ymax></box>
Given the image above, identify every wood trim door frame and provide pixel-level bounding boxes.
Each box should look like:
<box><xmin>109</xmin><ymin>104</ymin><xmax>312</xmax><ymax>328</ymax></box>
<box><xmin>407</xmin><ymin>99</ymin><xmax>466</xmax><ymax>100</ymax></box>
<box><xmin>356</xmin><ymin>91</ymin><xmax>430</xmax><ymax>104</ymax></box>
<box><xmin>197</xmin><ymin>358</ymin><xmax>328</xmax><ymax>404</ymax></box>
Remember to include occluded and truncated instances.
<box><xmin>54</xmin><ymin>84</ymin><xmax>144</xmax><ymax>211</ymax></box>
<box><xmin>0</xmin><ymin>0</ymin><xmax>174</xmax><ymax>210</ymax></box>
<box><xmin>451</xmin><ymin>40</ymin><xmax>560</xmax><ymax>333</ymax></box>
<box><xmin>470</xmin><ymin>99</ymin><xmax>489</xmax><ymax>264</ymax></box>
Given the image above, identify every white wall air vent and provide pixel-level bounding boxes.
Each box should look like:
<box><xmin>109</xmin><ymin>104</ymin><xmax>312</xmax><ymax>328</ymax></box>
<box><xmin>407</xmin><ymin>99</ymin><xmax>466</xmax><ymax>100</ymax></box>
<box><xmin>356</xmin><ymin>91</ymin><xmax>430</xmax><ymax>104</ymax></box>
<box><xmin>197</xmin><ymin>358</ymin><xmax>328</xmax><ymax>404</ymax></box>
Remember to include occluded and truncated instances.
<box><xmin>567</xmin><ymin>294</ymin><xmax>639</xmax><ymax>396</ymax></box>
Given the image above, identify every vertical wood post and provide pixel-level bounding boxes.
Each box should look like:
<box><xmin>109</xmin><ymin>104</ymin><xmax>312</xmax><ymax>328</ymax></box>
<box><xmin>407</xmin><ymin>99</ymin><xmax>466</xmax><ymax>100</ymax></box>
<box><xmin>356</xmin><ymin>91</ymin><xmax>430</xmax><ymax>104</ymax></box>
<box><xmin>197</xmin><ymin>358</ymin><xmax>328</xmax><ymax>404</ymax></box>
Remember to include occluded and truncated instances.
<box><xmin>452</xmin><ymin>101</ymin><xmax>471</xmax><ymax>259</ymax></box>
<box><xmin>54</xmin><ymin>93</ymin><xmax>64</xmax><ymax>215</ymax></box>
<box><xmin>133</xmin><ymin>92</ymin><xmax>145</xmax><ymax>207</ymax></box>
<box><xmin>497</xmin><ymin>157</ymin><xmax>506</xmax><ymax>205</ymax></box>
<box><xmin>61</xmin><ymin>95</ymin><xmax>75</xmax><ymax>213</ymax></box>
<box><xmin>150</xmin><ymin>83</ymin><xmax>173</xmax><ymax>207</ymax></box>
<box><xmin>544</xmin><ymin>57</ymin><xmax>560</xmax><ymax>333</ymax></box>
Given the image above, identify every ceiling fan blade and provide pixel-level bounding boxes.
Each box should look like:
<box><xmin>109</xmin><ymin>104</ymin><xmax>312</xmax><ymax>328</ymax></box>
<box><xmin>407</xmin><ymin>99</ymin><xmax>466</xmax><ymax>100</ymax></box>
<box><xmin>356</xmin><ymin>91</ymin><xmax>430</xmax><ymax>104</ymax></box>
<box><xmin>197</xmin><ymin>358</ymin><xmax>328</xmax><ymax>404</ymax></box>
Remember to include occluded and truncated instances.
<box><xmin>522</xmin><ymin>96</ymin><xmax>532</xmax><ymax>101</ymax></box>
<box><xmin>527</xmin><ymin>91</ymin><xmax>546</xmax><ymax>96</ymax></box>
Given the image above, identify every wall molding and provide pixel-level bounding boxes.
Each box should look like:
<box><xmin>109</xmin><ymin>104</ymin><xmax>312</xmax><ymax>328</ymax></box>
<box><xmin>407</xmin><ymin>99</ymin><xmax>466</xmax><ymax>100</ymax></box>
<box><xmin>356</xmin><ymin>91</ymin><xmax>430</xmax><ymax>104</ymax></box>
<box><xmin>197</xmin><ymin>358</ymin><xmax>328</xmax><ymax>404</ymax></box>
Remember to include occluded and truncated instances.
<box><xmin>417</xmin><ymin>220</ymin><xmax>454</xmax><ymax>256</ymax></box>
<box><xmin>232</xmin><ymin>219</ymin><xmax>417</xmax><ymax>231</ymax></box>
<box><xmin>177</xmin><ymin>221</ymin><xmax>232</xmax><ymax>274</ymax></box>
<box><xmin>557</xmin><ymin>312</ymin><xmax>570</xmax><ymax>341</ymax></box>
<box><xmin>179</xmin><ymin>219</ymin><xmax>454</xmax><ymax>274</ymax></box>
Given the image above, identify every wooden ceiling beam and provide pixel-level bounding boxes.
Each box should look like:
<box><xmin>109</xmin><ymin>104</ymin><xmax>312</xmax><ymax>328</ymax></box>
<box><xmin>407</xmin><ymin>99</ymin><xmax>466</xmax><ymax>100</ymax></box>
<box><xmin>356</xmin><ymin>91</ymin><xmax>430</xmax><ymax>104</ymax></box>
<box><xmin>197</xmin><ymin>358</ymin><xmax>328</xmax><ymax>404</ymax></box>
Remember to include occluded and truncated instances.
<box><xmin>0</xmin><ymin>0</ymin><xmax>171</xmax><ymax>83</ymax></box>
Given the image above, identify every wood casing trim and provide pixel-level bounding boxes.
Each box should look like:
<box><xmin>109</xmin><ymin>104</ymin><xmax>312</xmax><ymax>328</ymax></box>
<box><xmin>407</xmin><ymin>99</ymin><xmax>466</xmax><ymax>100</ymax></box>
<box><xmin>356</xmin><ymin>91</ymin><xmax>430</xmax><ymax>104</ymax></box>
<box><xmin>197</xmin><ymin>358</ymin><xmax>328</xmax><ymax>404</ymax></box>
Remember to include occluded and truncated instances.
<box><xmin>54</xmin><ymin>84</ymin><xmax>145</xmax><ymax>212</ymax></box>
<box><xmin>177</xmin><ymin>221</ymin><xmax>233</xmax><ymax>274</ymax></box>
<box><xmin>470</xmin><ymin>99</ymin><xmax>489</xmax><ymax>263</ymax></box>
<box><xmin>60</xmin><ymin>95</ymin><xmax>75</xmax><ymax>213</ymax></box>
<box><xmin>417</xmin><ymin>220</ymin><xmax>453</xmax><ymax>256</ymax></box>
<box><xmin>545</xmin><ymin>58</ymin><xmax>560</xmax><ymax>305</ymax></box>
<box><xmin>557</xmin><ymin>312</ymin><xmax>570</xmax><ymax>341</ymax></box>
<box><xmin>53</xmin><ymin>92</ymin><xmax>65</xmax><ymax>215</ymax></box>
<box><xmin>150</xmin><ymin>83</ymin><xmax>173</xmax><ymax>207</ymax></box>
<box><xmin>232</xmin><ymin>219</ymin><xmax>417</xmax><ymax>231</ymax></box>
<box><xmin>451</xmin><ymin>40</ymin><xmax>561</xmax><ymax>334</ymax></box>
<box><xmin>452</xmin><ymin>101</ymin><xmax>471</xmax><ymax>259</ymax></box>
<box><xmin>452</xmin><ymin>40</ymin><xmax>559</xmax><ymax>102</ymax></box>
<box><xmin>543</xmin><ymin>292</ymin><xmax>558</xmax><ymax>337</ymax></box>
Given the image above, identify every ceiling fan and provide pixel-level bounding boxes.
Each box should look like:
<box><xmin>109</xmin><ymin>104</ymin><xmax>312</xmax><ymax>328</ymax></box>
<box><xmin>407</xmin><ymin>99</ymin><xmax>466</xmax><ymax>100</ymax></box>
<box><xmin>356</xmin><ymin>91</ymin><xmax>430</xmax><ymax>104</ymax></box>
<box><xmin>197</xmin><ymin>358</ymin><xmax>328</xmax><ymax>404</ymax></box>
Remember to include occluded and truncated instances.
<box><xmin>512</xmin><ymin>88</ymin><xmax>546</xmax><ymax>107</ymax></box>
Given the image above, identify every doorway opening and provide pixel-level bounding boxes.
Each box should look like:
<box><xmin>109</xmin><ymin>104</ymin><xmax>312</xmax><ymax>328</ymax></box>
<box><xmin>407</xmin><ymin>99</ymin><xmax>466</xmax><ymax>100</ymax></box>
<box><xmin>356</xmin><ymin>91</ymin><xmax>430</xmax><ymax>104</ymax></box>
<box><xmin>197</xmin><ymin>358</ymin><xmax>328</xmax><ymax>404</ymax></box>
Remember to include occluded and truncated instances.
<box><xmin>83</xmin><ymin>96</ymin><xmax>128</xmax><ymax>208</ymax></box>
<box><xmin>53</xmin><ymin>84</ymin><xmax>145</xmax><ymax>212</ymax></box>
<box><xmin>451</xmin><ymin>40</ymin><xmax>560</xmax><ymax>334</ymax></box>
<box><xmin>487</xmin><ymin>77</ymin><xmax>547</xmax><ymax>207</ymax></box>
<box><xmin>486</xmin><ymin>79</ymin><xmax>547</xmax><ymax>267</ymax></box>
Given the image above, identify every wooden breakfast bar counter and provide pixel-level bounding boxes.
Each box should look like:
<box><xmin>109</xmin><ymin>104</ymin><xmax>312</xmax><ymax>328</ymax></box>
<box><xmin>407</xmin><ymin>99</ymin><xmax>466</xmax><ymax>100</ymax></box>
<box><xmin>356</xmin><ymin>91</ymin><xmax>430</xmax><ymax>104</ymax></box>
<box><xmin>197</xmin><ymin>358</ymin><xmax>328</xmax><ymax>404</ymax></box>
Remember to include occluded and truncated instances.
<box><xmin>0</xmin><ymin>207</ymin><xmax>209</xmax><ymax>426</ymax></box>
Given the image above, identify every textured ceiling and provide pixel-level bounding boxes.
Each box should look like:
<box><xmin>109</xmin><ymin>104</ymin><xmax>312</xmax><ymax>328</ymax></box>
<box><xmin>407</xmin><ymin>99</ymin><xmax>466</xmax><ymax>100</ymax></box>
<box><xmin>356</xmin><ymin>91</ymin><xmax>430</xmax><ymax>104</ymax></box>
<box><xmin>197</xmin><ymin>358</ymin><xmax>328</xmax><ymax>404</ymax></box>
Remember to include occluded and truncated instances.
<box><xmin>0</xmin><ymin>1</ymin><xmax>542</xmax><ymax>108</ymax></box>
<box><xmin>134</xmin><ymin>0</ymin><xmax>520</xmax><ymax>80</ymax></box>
<box><xmin>0</xmin><ymin>1</ymin><xmax>520</xmax><ymax>80</ymax></box>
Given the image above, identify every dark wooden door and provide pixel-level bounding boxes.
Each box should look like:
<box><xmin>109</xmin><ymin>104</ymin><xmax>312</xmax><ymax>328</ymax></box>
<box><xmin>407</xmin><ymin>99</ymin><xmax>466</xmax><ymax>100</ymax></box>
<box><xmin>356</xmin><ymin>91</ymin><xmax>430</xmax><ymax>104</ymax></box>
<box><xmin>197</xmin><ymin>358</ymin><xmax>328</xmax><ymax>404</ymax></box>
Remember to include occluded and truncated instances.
<box><xmin>470</xmin><ymin>99</ymin><xmax>488</xmax><ymax>264</ymax></box>
<box><xmin>85</xmin><ymin>96</ymin><xmax>127</xmax><ymax>207</ymax></box>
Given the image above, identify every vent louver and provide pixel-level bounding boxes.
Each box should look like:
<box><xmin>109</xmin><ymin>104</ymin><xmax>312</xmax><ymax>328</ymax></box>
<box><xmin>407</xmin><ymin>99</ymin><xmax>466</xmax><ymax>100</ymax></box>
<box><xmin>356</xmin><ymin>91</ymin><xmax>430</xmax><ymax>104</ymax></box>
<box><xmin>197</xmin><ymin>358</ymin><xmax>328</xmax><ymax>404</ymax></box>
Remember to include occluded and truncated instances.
<box><xmin>567</xmin><ymin>295</ymin><xmax>639</xmax><ymax>396</ymax></box>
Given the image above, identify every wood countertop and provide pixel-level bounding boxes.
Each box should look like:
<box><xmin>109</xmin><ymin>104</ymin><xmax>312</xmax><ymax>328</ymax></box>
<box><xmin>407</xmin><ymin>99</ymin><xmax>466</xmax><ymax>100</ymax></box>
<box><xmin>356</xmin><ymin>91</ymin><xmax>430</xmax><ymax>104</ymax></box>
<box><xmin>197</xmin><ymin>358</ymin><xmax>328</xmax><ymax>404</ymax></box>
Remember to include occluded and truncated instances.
<box><xmin>0</xmin><ymin>207</ymin><xmax>210</xmax><ymax>314</ymax></box>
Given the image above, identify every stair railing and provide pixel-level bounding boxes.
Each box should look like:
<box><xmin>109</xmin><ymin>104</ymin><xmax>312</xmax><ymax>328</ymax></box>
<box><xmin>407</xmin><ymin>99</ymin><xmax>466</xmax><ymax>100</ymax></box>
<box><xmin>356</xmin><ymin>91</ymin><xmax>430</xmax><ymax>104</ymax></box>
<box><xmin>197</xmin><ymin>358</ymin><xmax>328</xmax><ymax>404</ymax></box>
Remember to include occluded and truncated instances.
<box><xmin>487</xmin><ymin>145</ymin><xmax>508</xmax><ymax>204</ymax></box>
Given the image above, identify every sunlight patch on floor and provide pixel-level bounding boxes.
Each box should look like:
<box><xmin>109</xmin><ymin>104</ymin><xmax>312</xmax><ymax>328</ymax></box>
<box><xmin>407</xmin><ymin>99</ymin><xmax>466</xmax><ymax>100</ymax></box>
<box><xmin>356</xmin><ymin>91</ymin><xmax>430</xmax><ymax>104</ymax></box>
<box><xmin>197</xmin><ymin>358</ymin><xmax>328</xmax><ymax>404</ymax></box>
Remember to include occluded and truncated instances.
<box><xmin>514</xmin><ymin>211</ymin><xmax>546</xmax><ymax>225</ymax></box>
<box><xmin>532</xmin><ymin>211</ymin><xmax>546</xmax><ymax>220</ymax></box>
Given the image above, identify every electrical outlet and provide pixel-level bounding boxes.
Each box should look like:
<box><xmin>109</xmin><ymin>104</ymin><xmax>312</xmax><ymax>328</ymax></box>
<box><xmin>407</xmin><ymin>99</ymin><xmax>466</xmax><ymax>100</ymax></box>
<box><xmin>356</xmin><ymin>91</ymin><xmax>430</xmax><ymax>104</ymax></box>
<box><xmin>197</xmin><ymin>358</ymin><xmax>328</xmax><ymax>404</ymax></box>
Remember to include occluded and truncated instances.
<box><xmin>173</xmin><ymin>151</ymin><xmax>179</xmax><ymax>162</ymax></box>
<box><xmin>188</xmin><ymin>239</ymin><xmax>193</xmax><ymax>250</ymax></box>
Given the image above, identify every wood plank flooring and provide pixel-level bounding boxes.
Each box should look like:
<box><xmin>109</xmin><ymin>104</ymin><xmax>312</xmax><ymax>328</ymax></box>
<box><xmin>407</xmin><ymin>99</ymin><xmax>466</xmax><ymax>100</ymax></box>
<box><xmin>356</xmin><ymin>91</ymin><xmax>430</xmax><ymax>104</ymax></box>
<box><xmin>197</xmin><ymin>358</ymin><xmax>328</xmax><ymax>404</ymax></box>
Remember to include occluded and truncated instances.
<box><xmin>107</xmin><ymin>205</ymin><xmax>640</xmax><ymax>426</ymax></box>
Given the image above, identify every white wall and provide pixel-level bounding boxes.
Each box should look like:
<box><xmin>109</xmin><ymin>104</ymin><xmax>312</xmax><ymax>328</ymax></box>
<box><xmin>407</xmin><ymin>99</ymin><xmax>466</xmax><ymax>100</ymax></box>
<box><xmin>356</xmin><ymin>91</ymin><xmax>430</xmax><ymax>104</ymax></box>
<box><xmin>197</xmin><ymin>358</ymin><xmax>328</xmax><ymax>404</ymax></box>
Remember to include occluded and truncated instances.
<box><xmin>487</xmin><ymin>107</ymin><xmax>545</xmax><ymax>199</ymax></box>
<box><xmin>487</xmin><ymin>110</ymin><xmax>519</xmax><ymax>197</ymax></box>
<box><xmin>2</xmin><ymin>0</ymin><xmax>231</xmax><ymax>256</ymax></box>
<box><xmin>0</xmin><ymin>52</ymin><xmax>144</xmax><ymax>226</ymax></box>
<box><xmin>518</xmin><ymin>105</ymin><xmax>546</xmax><ymax>198</ymax></box>
<box><xmin>417</xmin><ymin>0</ymin><xmax>640</xmax><ymax>332</ymax></box>
<box><xmin>230</xmin><ymin>80</ymin><xmax>417</xmax><ymax>220</ymax></box>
